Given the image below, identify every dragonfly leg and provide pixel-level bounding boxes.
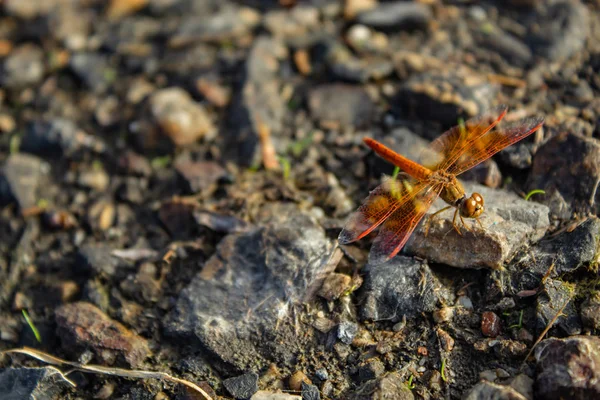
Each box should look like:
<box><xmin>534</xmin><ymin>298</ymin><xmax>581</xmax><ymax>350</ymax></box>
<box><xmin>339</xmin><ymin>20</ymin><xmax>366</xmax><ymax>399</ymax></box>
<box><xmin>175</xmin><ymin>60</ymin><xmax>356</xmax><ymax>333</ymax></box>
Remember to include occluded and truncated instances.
<box><xmin>460</xmin><ymin>215</ymin><xmax>472</xmax><ymax>232</ymax></box>
<box><xmin>476</xmin><ymin>217</ymin><xmax>484</xmax><ymax>230</ymax></box>
<box><xmin>424</xmin><ymin>206</ymin><xmax>452</xmax><ymax>237</ymax></box>
<box><xmin>452</xmin><ymin>208</ymin><xmax>462</xmax><ymax>236</ymax></box>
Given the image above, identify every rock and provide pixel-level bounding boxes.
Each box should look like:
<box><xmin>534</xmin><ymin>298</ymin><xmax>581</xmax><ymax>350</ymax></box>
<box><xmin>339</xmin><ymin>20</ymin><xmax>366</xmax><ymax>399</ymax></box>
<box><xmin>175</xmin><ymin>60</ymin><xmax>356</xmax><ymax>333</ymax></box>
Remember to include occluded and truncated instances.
<box><xmin>348</xmin><ymin>371</ymin><xmax>414</xmax><ymax>399</ymax></box>
<box><xmin>170</xmin><ymin>5</ymin><xmax>260</xmax><ymax>46</ymax></box>
<box><xmin>3</xmin><ymin>0</ymin><xmax>59</xmax><ymax>18</ymax></box>
<box><xmin>175</xmin><ymin>160</ymin><xmax>226</xmax><ymax>194</ymax></box>
<box><xmin>149</xmin><ymin>87</ymin><xmax>215</xmax><ymax>147</ymax></box>
<box><xmin>318</xmin><ymin>273</ymin><xmax>352</xmax><ymax>301</ymax></box>
<box><xmin>404</xmin><ymin>181</ymin><xmax>550</xmax><ymax>269</ymax></box>
<box><xmin>289</xmin><ymin>371</ymin><xmax>311</xmax><ymax>392</ymax></box>
<box><xmin>0</xmin><ymin>367</ymin><xmax>69</xmax><ymax>399</ymax></box>
<box><xmin>301</xmin><ymin>382</ymin><xmax>320</xmax><ymax>400</ymax></box>
<box><xmin>463</xmin><ymin>380</ymin><xmax>529</xmax><ymax>400</ymax></box>
<box><xmin>264</xmin><ymin>6</ymin><xmax>320</xmax><ymax>41</ymax></box>
<box><xmin>481</xmin><ymin>311</ymin><xmax>501</xmax><ymax>338</ymax></box>
<box><xmin>77</xmin><ymin>243</ymin><xmax>130</xmax><ymax>277</ymax></box>
<box><xmin>165</xmin><ymin>209</ymin><xmax>335</xmax><ymax>371</ymax></box>
<box><xmin>69</xmin><ymin>52</ymin><xmax>113</xmax><ymax>93</ymax></box>
<box><xmin>55</xmin><ymin>302</ymin><xmax>150</xmax><ymax>367</ymax></box>
<box><xmin>77</xmin><ymin>168</ymin><xmax>110</xmax><ymax>192</ymax></box>
<box><xmin>337</xmin><ymin>321</ymin><xmax>358</xmax><ymax>345</ymax></box>
<box><xmin>395</xmin><ymin>68</ymin><xmax>500</xmax><ymax>126</ymax></box>
<box><xmin>251</xmin><ymin>392</ymin><xmax>302</xmax><ymax>400</ymax></box>
<box><xmin>359</xmin><ymin>256</ymin><xmax>450</xmax><ymax>321</ymax></box>
<box><xmin>0</xmin><ymin>44</ymin><xmax>45</xmax><ymax>88</ymax></box>
<box><xmin>324</xmin><ymin>41</ymin><xmax>394</xmax><ymax>83</ymax></box>
<box><xmin>0</xmin><ymin>154</ymin><xmax>49</xmax><ymax>210</ymax></box>
<box><xmin>224</xmin><ymin>36</ymin><xmax>287</xmax><ymax>166</ymax></box>
<box><xmin>526</xmin><ymin>1</ymin><xmax>589</xmax><ymax>62</ymax></box>
<box><xmin>500</xmin><ymin>143</ymin><xmax>534</xmax><ymax>169</ymax></box>
<box><xmin>22</xmin><ymin>119</ymin><xmax>105</xmax><ymax>157</ymax></box>
<box><xmin>581</xmin><ymin>292</ymin><xmax>600</xmax><ymax>331</ymax></box>
<box><xmin>476</xmin><ymin>28</ymin><xmax>532</xmax><ymax>67</ymax></box>
<box><xmin>308</xmin><ymin>84</ymin><xmax>375</xmax><ymax>130</ymax></box>
<box><xmin>535</xmin><ymin>336</ymin><xmax>600</xmax><ymax>399</ymax></box>
<box><xmin>107</xmin><ymin>0</ymin><xmax>148</xmax><ymax>19</ymax></box>
<box><xmin>356</xmin><ymin>359</ymin><xmax>385</xmax><ymax>383</ymax></box>
<box><xmin>536</xmin><ymin>279</ymin><xmax>580</xmax><ymax>336</ymax></box>
<box><xmin>117</xmin><ymin>151</ymin><xmax>152</xmax><ymax>177</ymax></box>
<box><xmin>223</xmin><ymin>372</ymin><xmax>259</xmax><ymax>400</ymax></box>
<box><xmin>527</xmin><ymin>132</ymin><xmax>600</xmax><ymax>219</ymax></box>
<box><xmin>193</xmin><ymin>210</ymin><xmax>249</xmax><ymax>234</ymax></box>
<box><xmin>356</xmin><ymin>1</ymin><xmax>432</xmax><ymax>31</ymax></box>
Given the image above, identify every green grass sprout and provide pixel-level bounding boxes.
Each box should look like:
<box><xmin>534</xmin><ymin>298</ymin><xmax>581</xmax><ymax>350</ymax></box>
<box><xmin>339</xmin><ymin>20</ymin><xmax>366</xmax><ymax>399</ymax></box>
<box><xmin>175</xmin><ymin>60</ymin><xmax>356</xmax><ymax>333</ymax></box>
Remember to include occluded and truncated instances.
<box><xmin>525</xmin><ymin>189</ymin><xmax>545</xmax><ymax>201</ymax></box>
<box><xmin>9</xmin><ymin>134</ymin><xmax>21</xmax><ymax>154</ymax></box>
<box><xmin>151</xmin><ymin>155</ymin><xmax>171</xmax><ymax>169</ymax></box>
<box><xmin>441</xmin><ymin>358</ymin><xmax>448</xmax><ymax>382</ymax></box>
<box><xmin>278</xmin><ymin>155</ymin><xmax>291</xmax><ymax>180</ymax></box>
<box><xmin>405</xmin><ymin>374</ymin><xmax>416</xmax><ymax>390</ymax></box>
<box><xmin>509</xmin><ymin>309</ymin><xmax>524</xmax><ymax>329</ymax></box>
<box><xmin>392</xmin><ymin>166</ymin><xmax>400</xmax><ymax>180</ymax></box>
<box><xmin>22</xmin><ymin>310</ymin><xmax>41</xmax><ymax>343</ymax></box>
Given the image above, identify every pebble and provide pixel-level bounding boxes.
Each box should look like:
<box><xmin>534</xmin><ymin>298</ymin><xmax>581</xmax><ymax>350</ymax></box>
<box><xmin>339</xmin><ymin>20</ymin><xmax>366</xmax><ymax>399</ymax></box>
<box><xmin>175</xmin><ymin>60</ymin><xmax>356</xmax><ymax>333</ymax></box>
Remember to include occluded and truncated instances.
<box><xmin>223</xmin><ymin>372</ymin><xmax>259</xmax><ymax>400</ymax></box>
<box><xmin>0</xmin><ymin>367</ymin><xmax>68</xmax><ymax>399</ymax></box>
<box><xmin>356</xmin><ymin>1</ymin><xmax>432</xmax><ymax>31</ymax></box>
<box><xmin>289</xmin><ymin>370</ymin><xmax>311</xmax><ymax>392</ymax></box>
<box><xmin>481</xmin><ymin>311</ymin><xmax>501</xmax><ymax>338</ymax></box>
<box><xmin>309</xmin><ymin>84</ymin><xmax>375</xmax><ymax>130</ymax></box>
<box><xmin>0</xmin><ymin>44</ymin><xmax>45</xmax><ymax>88</ymax></box>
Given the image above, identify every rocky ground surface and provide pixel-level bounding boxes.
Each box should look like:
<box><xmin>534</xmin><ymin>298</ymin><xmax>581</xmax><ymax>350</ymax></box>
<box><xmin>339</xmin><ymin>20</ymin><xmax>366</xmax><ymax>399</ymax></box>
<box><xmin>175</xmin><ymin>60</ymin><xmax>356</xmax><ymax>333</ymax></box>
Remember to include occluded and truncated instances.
<box><xmin>1</xmin><ymin>0</ymin><xmax>600</xmax><ymax>399</ymax></box>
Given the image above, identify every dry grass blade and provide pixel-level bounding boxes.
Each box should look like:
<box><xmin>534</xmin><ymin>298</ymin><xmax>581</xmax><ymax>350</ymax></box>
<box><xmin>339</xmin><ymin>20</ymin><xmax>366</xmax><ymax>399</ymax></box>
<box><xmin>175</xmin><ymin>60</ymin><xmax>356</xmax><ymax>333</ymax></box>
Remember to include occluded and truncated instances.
<box><xmin>0</xmin><ymin>347</ymin><xmax>213</xmax><ymax>400</ymax></box>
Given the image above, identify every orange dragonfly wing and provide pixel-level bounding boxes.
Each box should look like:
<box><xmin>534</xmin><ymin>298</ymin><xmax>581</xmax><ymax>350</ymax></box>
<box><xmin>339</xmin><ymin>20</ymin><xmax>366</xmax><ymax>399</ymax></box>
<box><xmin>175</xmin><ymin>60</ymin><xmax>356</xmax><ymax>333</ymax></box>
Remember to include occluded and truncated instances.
<box><xmin>338</xmin><ymin>177</ymin><xmax>433</xmax><ymax>245</ymax></box>
<box><xmin>418</xmin><ymin>105</ymin><xmax>508</xmax><ymax>171</ymax></box>
<box><xmin>447</xmin><ymin>116</ymin><xmax>544</xmax><ymax>175</ymax></box>
<box><xmin>368</xmin><ymin>183</ymin><xmax>444</xmax><ymax>265</ymax></box>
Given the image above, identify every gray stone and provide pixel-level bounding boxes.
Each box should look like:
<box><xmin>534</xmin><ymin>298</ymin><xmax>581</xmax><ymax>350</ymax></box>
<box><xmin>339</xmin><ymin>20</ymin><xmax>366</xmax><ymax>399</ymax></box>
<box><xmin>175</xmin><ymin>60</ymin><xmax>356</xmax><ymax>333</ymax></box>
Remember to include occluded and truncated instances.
<box><xmin>0</xmin><ymin>45</ymin><xmax>45</xmax><ymax>88</ymax></box>
<box><xmin>69</xmin><ymin>53</ymin><xmax>112</xmax><ymax>93</ymax></box>
<box><xmin>223</xmin><ymin>373</ymin><xmax>259</xmax><ymax>400</ymax></box>
<box><xmin>302</xmin><ymin>382</ymin><xmax>320</xmax><ymax>400</ymax></box>
<box><xmin>325</xmin><ymin>41</ymin><xmax>394</xmax><ymax>83</ymax></box>
<box><xmin>348</xmin><ymin>371</ymin><xmax>414</xmax><ymax>400</ymax></box>
<box><xmin>0</xmin><ymin>154</ymin><xmax>49</xmax><ymax>210</ymax></box>
<box><xmin>581</xmin><ymin>292</ymin><xmax>600</xmax><ymax>332</ymax></box>
<box><xmin>359</xmin><ymin>256</ymin><xmax>450</xmax><ymax>321</ymax></box>
<box><xmin>356</xmin><ymin>1</ymin><xmax>432</xmax><ymax>31</ymax></box>
<box><xmin>0</xmin><ymin>367</ymin><xmax>68</xmax><ymax>400</ymax></box>
<box><xmin>77</xmin><ymin>244</ymin><xmax>130</xmax><ymax>277</ymax></box>
<box><xmin>337</xmin><ymin>321</ymin><xmax>358</xmax><ymax>345</ymax></box>
<box><xmin>535</xmin><ymin>336</ymin><xmax>600</xmax><ymax>399</ymax></box>
<box><xmin>165</xmin><ymin>209</ymin><xmax>335</xmax><ymax>371</ymax></box>
<box><xmin>477</xmin><ymin>28</ymin><xmax>532</xmax><ymax>67</ymax></box>
<box><xmin>22</xmin><ymin>119</ymin><xmax>105</xmax><ymax>157</ymax></box>
<box><xmin>536</xmin><ymin>278</ymin><xmax>580</xmax><ymax>336</ymax></box>
<box><xmin>308</xmin><ymin>84</ymin><xmax>375</xmax><ymax>129</ymax></box>
<box><xmin>463</xmin><ymin>380</ymin><xmax>529</xmax><ymax>400</ymax></box>
<box><xmin>404</xmin><ymin>181</ymin><xmax>550</xmax><ymax>269</ymax></box>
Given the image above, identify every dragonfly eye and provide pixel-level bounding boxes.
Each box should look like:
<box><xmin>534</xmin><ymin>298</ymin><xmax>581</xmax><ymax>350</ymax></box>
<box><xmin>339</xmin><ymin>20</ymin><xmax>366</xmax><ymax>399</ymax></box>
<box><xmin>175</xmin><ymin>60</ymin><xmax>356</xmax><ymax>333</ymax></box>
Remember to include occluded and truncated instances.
<box><xmin>461</xmin><ymin>193</ymin><xmax>484</xmax><ymax>218</ymax></box>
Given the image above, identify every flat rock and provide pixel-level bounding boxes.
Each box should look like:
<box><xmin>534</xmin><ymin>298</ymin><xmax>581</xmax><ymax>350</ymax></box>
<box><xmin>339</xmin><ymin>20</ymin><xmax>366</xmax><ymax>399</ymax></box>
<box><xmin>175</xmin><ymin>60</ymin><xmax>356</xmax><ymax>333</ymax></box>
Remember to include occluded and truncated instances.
<box><xmin>0</xmin><ymin>153</ymin><xmax>49</xmax><ymax>210</ymax></box>
<box><xmin>22</xmin><ymin>119</ymin><xmax>105</xmax><ymax>157</ymax></box>
<box><xmin>77</xmin><ymin>243</ymin><xmax>131</xmax><ymax>277</ymax></box>
<box><xmin>55</xmin><ymin>301</ymin><xmax>150</xmax><ymax>367</ymax></box>
<box><xmin>223</xmin><ymin>373</ymin><xmax>259</xmax><ymax>400</ymax></box>
<box><xmin>175</xmin><ymin>160</ymin><xmax>226</xmax><ymax>194</ymax></box>
<box><xmin>359</xmin><ymin>256</ymin><xmax>451</xmax><ymax>322</ymax></box>
<box><xmin>308</xmin><ymin>84</ymin><xmax>375</xmax><ymax>130</ymax></box>
<box><xmin>165</xmin><ymin>209</ymin><xmax>335</xmax><ymax>371</ymax></box>
<box><xmin>536</xmin><ymin>278</ymin><xmax>581</xmax><ymax>336</ymax></box>
<box><xmin>527</xmin><ymin>132</ymin><xmax>600</xmax><ymax>219</ymax></box>
<box><xmin>404</xmin><ymin>181</ymin><xmax>550</xmax><ymax>269</ymax></box>
<box><xmin>356</xmin><ymin>1</ymin><xmax>431</xmax><ymax>31</ymax></box>
<box><xmin>535</xmin><ymin>336</ymin><xmax>600</xmax><ymax>399</ymax></box>
<box><xmin>395</xmin><ymin>68</ymin><xmax>500</xmax><ymax>126</ymax></box>
<box><xmin>476</xmin><ymin>28</ymin><xmax>532</xmax><ymax>67</ymax></box>
<box><xmin>0</xmin><ymin>367</ymin><xmax>68</xmax><ymax>400</ymax></box>
<box><xmin>325</xmin><ymin>41</ymin><xmax>394</xmax><ymax>83</ymax></box>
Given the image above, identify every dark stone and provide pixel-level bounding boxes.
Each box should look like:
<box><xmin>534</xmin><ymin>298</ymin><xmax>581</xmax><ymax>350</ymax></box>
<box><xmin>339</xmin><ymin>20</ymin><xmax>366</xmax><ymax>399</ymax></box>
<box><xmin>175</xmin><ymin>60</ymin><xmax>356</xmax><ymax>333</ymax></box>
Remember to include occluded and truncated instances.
<box><xmin>69</xmin><ymin>52</ymin><xmax>112</xmax><ymax>92</ymax></box>
<box><xmin>222</xmin><ymin>373</ymin><xmax>259</xmax><ymax>400</ymax></box>
<box><xmin>581</xmin><ymin>293</ymin><xmax>600</xmax><ymax>332</ymax></box>
<box><xmin>527</xmin><ymin>132</ymin><xmax>600</xmax><ymax>219</ymax></box>
<box><xmin>356</xmin><ymin>1</ymin><xmax>432</xmax><ymax>31</ymax></box>
<box><xmin>535</xmin><ymin>336</ymin><xmax>600</xmax><ymax>399</ymax></box>
<box><xmin>348</xmin><ymin>371</ymin><xmax>414</xmax><ymax>400</ymax></box>
<box><xmin>356</xmin><ymin>359</ymin><xmax>385</xmax><ymax>383</ymax></box>
<box><xmin>22</xmin><ymin>119</ymin><xmax>104</xmax><ymax>157</ymax></box>
<box><xmin>0</xmin><ymin>367</ymin><xmax>68</xmax><ymax>400</ymax></box>
<box><xmin>324</xmin><ymin>41</ymin><xmax>394</xmax><ymax>83</ymax></box>
<box><xmin>175</xmin><ymin>161</ymin><xmax>226</xmax><ymax>194</ymax></box>
<box><xmin>302</xmin><ymin>382</ymin><xmax>321</xmax><ymax>400</ymax></box>
<box><xmin>499</xmin><ymin>143</ymin><xmax>533</xmax><ymax>169</ymax></box>
<box><xmin>359</xmin><ymin>256</ymin><xmax>449</xmax><ymax>321</ymax></box>
<box><xmin>0</xmin><ymin>154</ymin><xmax>49</xmax><ymax>210</ymax></box>
<box><xmin>308</xmin><ymin>84</ymin><xmax>375</xmax><ymax>130</ymax></box>
<box><xmin>464</xmin><ymin>380</ymin><xmax>529</xmax><ymax>400</ymax></box>
<box><xmin>536</xmin><ymin>278</ymin><xmax>580</xmax><ymax>336</ymax></box>
<box><xmin>77</xmin><ymin>243</ymin><xmax>129</xmax><ymax>277</ymax></box>
<box><xmin>477</xmin><ymin>29</ymin><xmax>532</xmax><ymax>67</ymax></box>
<box><xmin>165</xmin><ymin>209</ymin><xmax>335</xmax><ymax>371</ymax></box>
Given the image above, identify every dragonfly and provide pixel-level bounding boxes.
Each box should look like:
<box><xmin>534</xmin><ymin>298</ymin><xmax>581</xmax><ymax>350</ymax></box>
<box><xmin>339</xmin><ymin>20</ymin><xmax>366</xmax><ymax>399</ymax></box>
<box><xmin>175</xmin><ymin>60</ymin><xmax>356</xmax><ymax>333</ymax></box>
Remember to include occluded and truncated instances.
<box><xmin>338</xmin><ymin>105</ymin><xmax>544</xmax><ymax>265</ymax></box>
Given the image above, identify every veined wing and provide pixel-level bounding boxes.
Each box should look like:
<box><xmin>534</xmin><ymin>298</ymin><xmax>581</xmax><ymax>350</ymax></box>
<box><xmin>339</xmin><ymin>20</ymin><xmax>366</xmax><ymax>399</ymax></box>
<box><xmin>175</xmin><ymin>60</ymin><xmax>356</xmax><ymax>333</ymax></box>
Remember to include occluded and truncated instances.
<box><xmin>418</xmin><ymin>105</ymin><xmax>508</xmax><ymax>171</ymax></box>
<box><xmin>448</xmin><ymin>116</ymin><xmax>544</xmax><ymax>176</ymax></box>
<box><xmin>338</xmin><ymin>177</ymin><xmax>433</xmax><ymax>245</ymax></box>
<box><xmin>368</xmin><ymin>183</ymin><xmax>444</xmax><ymax>265</ymax></box>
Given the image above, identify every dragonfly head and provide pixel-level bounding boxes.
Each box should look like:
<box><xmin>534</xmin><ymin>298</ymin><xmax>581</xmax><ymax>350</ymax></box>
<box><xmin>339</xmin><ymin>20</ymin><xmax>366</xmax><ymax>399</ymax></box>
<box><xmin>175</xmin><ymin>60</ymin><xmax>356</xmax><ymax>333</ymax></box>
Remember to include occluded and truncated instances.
<box><xmin>460</xmin><ymin>192</ymin><xmax>484</xmax><ymax>218</ymax></box>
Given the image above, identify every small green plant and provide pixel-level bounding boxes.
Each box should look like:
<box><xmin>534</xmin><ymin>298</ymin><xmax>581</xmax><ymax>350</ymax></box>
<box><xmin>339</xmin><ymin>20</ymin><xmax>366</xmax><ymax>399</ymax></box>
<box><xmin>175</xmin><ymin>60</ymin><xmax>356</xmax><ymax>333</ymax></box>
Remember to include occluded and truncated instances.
<box><xmin>405</xmin><ymin>374</ymin><xmax>416</xmax><ymax>390</ymax></box>
<box><xmin>440</xmin><ymin>358</ymin><xmax>448</xmax><ymax>382</ymax></box>
<box><xmin>22</xmin><ymin>310</ymin><xmax>41</xmax><ymax>343</ymax></box>
<box><xmin>392</xmin><ymin>166</ymin><xmax>400</xmax><ymax>180</ymax></box>
<box><xmin>289</xmin><ymin>132</ymin><xmax>314</xmax><ymax>157</ymax></box>
<box><xmin>525</xmin><ymin>189</ymin><xmax>545</xmax><ymax>201</ymax></box>
<box><xmin>278</xmin><ymin>155</ymin><xmax>291</xmax><ymax>181</ymax></box>
<box><xmin>151</xmin><ymin>155</ymin><xmax>171</xmax><ymax>169</ymax></box>
<box><xmin>509</xmin><ymin>309</ymin><xmax>524</xmax><ymax>329</ymax></box>
<box><xmin>9</xmin><ymin>134</ymin><xmax>20</xmax><ymax>154</ymax></box>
